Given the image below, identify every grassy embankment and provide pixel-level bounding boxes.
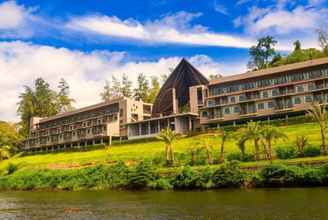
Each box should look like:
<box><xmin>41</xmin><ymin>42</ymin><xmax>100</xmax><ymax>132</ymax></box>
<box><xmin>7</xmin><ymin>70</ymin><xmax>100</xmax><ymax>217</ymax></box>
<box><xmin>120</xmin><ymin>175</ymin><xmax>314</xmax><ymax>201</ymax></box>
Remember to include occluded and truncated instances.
<box><xmin>1</xmin><ymin>121</ymin><xmax>328</xmax><ymax>191</ymax></box>
<box><xmin>0</xmin><ymin>122</ymin><xmax>325</xmax><ymax>171</ymax></box>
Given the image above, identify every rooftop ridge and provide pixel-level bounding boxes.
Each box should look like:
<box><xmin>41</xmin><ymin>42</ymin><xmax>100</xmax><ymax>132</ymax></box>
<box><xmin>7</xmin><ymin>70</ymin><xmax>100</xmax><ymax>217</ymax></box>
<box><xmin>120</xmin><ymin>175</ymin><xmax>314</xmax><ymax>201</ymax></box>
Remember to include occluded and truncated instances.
<box><xmin>209</xmin><ymin>57</ymin><xmax>328</xmax><ymax>85</ymax></box>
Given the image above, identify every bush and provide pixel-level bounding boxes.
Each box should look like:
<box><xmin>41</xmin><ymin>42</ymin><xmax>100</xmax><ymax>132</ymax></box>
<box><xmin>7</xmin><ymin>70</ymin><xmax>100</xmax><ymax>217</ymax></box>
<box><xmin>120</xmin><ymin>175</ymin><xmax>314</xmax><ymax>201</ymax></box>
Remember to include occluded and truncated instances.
<box><xmin>212</xmin><ymin>161</ymin><xmax>245</xmax><ymax>188</ymax></box>
<box><xmin>171</xmin><ymin>166</ymin><xmax>201</xmax><ymax>189</ymax></box>
<box><xmin>227</xmin><ymin>152</ymin><xmax>255</xmax><ymax>162</ymax></box>
<box><xmin>128</xmin><ymin>160</ymin><xmax>157</xmax><ymax>189</ymax></box>
<box><xmin>275</xmin><ymin>146</ymin><xmax>297</xmax><ymax>159</ymax></box>
<box><xmin>6</xmin><ymin>163</ymin><xmax>18</xmax><ymax>175</ymax></box>
<box><xmin>259</xmin><ymin>164</ymin><xmax>299</xmax><ymax>186</ymax></box>
<box><xmin>304</xmin><ymin>146</ymin><xmax>321</xmax><ymax>157</ymax></box>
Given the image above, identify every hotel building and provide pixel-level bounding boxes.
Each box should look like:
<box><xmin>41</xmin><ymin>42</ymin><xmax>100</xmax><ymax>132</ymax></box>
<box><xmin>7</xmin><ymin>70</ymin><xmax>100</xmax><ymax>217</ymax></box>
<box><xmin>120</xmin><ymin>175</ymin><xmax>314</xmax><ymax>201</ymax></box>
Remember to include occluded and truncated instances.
<box><xmin>24</xmin><ymin>57</ymin><xmax>328</xmax><ymax>150</ymax></box>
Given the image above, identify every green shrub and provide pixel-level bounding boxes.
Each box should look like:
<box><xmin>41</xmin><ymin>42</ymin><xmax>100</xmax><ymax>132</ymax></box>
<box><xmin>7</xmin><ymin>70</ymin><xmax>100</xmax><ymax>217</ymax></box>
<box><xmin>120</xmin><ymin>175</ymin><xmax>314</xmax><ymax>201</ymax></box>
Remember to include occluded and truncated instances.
<box><xmin>259</xmin><ymin>164</ymin><xmax>299</xmax><ymax>186</ymax></box>
<box><xmin>304</xmin><ymin>146</ymin><xmax>321</xmax><ymax>157</ymax></box>
<box><xmin>212</xmin><ymin>161</ymin><xmax>245</xmax><ymax>188</ymax></box>
<box><xmin>171</xmin><ymin>166</ymin><xmax>201</xmax><ymax>189</ymax></box>
<box><xmin>275</xmin><ymin>146</ymin><xmax>297</xmax><ymax>159</ymax></box>
<box><xmin>150</xmin><ymin>178</ymin><xmax>172</xmax><ymax>190</ymax></box>
<box><xmin>6</xmin><ymin>163</ymin><xmax>18</xmax><ymax>175</ymax></box>
<box><xmin>128</xmin><ymin>160</ymin><xmax>157</xmax><ymax>189</ymax></box>
<box><xmin>227</xmin><ymin>152</ymin><xmax>255</xmax><ymax>162</ymax></box>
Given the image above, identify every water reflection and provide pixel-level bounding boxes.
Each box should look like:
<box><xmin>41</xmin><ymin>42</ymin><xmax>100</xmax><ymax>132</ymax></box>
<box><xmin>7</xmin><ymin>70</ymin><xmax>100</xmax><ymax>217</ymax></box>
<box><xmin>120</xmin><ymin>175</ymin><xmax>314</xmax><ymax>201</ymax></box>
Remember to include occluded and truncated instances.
<box><xmin>0</xmin><ymin>188</ymin><xmax>327</xmax><ymax>220</ymax></box>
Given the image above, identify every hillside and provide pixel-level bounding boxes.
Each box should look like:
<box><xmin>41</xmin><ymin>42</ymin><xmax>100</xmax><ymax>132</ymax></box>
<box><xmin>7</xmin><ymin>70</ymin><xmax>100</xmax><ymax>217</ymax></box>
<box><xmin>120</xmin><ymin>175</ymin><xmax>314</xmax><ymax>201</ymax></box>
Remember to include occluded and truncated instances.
<box><xmin>0</xmin><ymin>122</ymin><xmax>324</xmax><ymax>171</ymax></box>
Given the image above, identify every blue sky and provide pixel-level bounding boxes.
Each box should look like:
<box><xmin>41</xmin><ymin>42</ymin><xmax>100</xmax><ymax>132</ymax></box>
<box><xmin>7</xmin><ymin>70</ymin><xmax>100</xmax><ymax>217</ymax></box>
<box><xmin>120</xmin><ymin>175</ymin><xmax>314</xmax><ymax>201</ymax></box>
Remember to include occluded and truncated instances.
<box><xmin>0</xmin><ymin>0</ymin><xmax>327</xmax><ymax>121</ymax></box>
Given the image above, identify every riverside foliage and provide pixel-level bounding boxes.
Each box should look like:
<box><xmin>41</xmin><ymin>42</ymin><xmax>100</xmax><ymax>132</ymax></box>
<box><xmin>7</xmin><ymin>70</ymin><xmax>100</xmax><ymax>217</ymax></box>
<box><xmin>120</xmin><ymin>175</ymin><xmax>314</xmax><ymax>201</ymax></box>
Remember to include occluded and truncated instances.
<box><xmin>1</xmin><ymin>161</ymin><xmax>328</xmax><ymax>191</ymax></box>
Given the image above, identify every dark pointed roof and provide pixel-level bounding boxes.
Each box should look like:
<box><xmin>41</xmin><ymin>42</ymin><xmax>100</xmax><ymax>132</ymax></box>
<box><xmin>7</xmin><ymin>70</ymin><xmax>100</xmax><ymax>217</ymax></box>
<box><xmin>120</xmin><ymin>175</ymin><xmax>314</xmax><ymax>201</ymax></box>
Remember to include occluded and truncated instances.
<box><xmin>152</xmin><ymin>59</ymin><xmax>209</xmax><ymax>116</ymax></box>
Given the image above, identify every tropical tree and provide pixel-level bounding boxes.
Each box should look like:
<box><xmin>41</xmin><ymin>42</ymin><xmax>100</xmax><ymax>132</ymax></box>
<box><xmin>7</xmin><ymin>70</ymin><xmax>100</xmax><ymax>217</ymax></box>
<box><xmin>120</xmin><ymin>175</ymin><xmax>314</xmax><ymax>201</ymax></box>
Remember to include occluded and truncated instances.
<box><xmin>306</xmin><ymin>103</ymin><xmax>328</xmax><ymax>154</ymax></box>
<box><xmin>148</xmin><ymin>76</ymin><xmax>160</xmax><ymax>103</ymax></box>
<box><xmin>261</xmin><ymin>125</ymin><xmax>287</xmax><ymax>161</ymax></box>
<box><xmin>296</xmin><ymin>135</ymin><xmax>307</xmax><ymax>157</ymax></box>
<box><xmin>0</xmin><ymin>146</ymin><xmax>11</xmax><ymax>161</ymax></box>
<box><xmin>57</xmin><ymin>78</ymin><xmax>75</xmax><ymax>112</ymax></box>
<box><xmin>17</xmin><ymin>78</ymin><xmax>61</xmax><ymax>136</ymax></box>
<box><xmin>100</xmin><ymin>80</ymin><xmax>114</xmax><ymax>101</ymax></box>
<box><xmin>236</xmin><ymin>134</ymin><xmax>248</xmax><ymax>161</ymax></box>
<box><xmin>244</xmin><ymin>121</ymin><xmax>262</xmax><ymax>161</ymax></box>
<box><xmin>248</xmin><ymin>36</ymin><xmax>277</xmax><ymax>70</ymax></box>
<box><xmin>156</xmin><ymin>128</ymin><xmax>178</xmax><ymax>166</ymax></box>
<box><xmin>134</xmin><ymin>73</ymin><xmax>150</xmax><ymax>102</ymax></box>
<box><xmin>218</xmin><ymin>128</ymin><xmax>230</xmax><ymax>163</ymax></box>
<box><xmin>121</xmin><ymin>73</ymin><xmax>133</xmax><ymax>98</ymax></box>
<box><xmin>198</xmin><ymin>137</ymin><xmax>213</xmax><ymax>165</ymax></box>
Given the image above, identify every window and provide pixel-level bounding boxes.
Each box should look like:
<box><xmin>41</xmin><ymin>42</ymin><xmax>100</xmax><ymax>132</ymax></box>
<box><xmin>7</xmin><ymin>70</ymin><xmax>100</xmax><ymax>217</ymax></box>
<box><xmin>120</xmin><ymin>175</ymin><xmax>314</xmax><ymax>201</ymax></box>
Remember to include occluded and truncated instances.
<box><xmin>202</xmin><ymin>111</ymin><xmax>208</xmax><ymax>117</ymax></box>
<box><xmin>294</xmin><ymin>97</ymin><xmax>302</xmax><ymax>104</ymax></box>
<box><xmin>305</xmin><ymin>95</ymin><xmax>313</xmax><ymax>103</ymax></box>
<box><xmin>258</xmin><ymin>103</ymin><xmax>265</xmax><ymax>110</ymax></box>
<box><xmin>234</xmin><ymin>106</ymin><xmax>240</xmax><ymax>113</ymax></box>
<box><xmin>262</xmin><ymin>91</ymin><xmax>269</xmax><ymax>98</ymax></box>
<box><xmin>239</xmin><ymin>94</ymin><xmax>246</xmax><ymax>101</ymax></box>
<box><xmin>296</xmin><ymin>85</ymin><xmax>304</xmax><ymax>93</ymax></box>
<box><xmin>230</xmin><ymin>96</ymin><xmax>236</xmax><ymax>103</ymax></box>
<box><xmin>268</xmin><ymin>101</ymin><xmax>274</xmax><ymax>108</ymax></box>
<box><xmin>224</xmin><ymin>107</ymin><xmax>230</xmax><ymax>114</ymax></box>
<box><xmin>207</xmin><ymin>100</ymin><xmax>215</xmax><ymax>107</ymax></box>
<box><xmin>272</xmin><ymin>89</ymin><xmax>279</xmax><ymax>96</ymax></box>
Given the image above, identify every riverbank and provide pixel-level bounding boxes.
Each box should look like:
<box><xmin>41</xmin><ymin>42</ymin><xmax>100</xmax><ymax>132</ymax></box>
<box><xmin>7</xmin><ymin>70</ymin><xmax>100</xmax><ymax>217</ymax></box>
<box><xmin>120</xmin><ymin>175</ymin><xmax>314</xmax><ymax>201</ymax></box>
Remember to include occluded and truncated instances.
<box><xmin>1</xmin><ymin>161</ymin><xmax>328</xmax><ymax>191</ymax></box>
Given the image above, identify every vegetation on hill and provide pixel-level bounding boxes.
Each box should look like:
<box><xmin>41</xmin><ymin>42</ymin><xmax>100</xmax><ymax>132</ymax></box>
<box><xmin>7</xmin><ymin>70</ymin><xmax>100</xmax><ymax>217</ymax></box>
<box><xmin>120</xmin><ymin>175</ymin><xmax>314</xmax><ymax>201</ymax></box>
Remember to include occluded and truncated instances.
<box><xmin>248</xmin><ymin>28</ymin><xmax>328</xmax><ymax>70</ymax></box>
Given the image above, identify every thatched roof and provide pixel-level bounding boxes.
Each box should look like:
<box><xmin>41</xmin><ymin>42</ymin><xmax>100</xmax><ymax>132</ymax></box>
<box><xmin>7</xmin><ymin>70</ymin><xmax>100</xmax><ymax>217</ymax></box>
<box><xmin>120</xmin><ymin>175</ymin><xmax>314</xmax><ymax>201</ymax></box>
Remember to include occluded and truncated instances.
<box><xmin>152</xmin><ymin>59</ymin><xmax>209</xmax><ymax>116</ymax></box>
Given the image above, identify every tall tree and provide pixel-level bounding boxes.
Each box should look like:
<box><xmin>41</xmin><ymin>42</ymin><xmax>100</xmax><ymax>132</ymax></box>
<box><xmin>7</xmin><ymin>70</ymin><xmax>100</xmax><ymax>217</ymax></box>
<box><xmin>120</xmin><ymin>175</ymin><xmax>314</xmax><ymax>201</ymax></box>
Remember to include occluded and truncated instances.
<box><xmin>121</xmin><ymin>73</ymin><xmax>133</xmax><ymax>98</ymax></box>
<box><xmin>148</xmin><ymin>76</ymin><xmax>160</xmax><ymax>103</ymax></box>
<box><xmin>306</xmin><ymin>103</ymin><xmax>328</xmax><ymax>154</ymax></box>
<box><xmin>248</xmin><ymin>36</ymin><xmax>277</xmax><ymax>70</ymax></box>
<box><xmin>100</xmin><ymin>80</ymin><xmax>114</xmax><ymax>101</ymax></box>
<box><xmin>156</xmin><ymin>128</ymin><xmax>177</xmax><ymax>166</ymax></box>
<box><xmin>133</xmin><ymin>73</ymin><xmax>150</xmax><ymax>102</ymax></box>
<box><xmin>17</xmin><ymin>78</ymin><xmax>59</xmax><ymax>136</ymax></box>
<box><xmin>57</xmin><ymin>78</ymin><xmax>75</xmax><ymax>112</ymax></box>
<box><xmin>261</xmin><ymin>125</ymin><xmax>287</xmax><ymax>161</ymax></box>
<box><xmin>111</xmin><ymin>76</ymin><xmax>122</xmax><ymax>97</ymax></box>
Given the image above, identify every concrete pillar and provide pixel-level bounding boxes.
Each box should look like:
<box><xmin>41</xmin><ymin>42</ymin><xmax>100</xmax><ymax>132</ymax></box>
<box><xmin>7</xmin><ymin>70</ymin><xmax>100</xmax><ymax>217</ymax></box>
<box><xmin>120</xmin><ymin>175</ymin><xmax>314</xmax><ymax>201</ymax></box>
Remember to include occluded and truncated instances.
<box><xmin>138</xmin><ymin>123</ymin><xmax>141</xmax><ymax>136</ymax></box>
<box><xmin>157</xmin><ymin>120</ymin><xmax>161</xmax><ymax>132</ymax></box>
<box><xmin>188</xmin><ymin>116</ymin><xmax>192</xmax><ymax>131</ymax></box>
<box><xmin>109</xmin><ymin>135</ymin><xmax>112</xmax><ymax>146</ymax></box>
<box><xmin>233</xmin><ymin>121</ymin><xmax>236</xmax><ymax>127</ymax></box>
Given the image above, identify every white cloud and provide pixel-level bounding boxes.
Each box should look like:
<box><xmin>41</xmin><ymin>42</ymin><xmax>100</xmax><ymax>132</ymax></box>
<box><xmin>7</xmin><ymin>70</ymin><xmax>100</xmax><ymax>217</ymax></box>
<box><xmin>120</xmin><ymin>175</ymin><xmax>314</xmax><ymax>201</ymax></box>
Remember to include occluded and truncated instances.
<box><xmin>214</xmin><ymin>2</ymin><xmax>229</xmax><ymax>15</ymax></box>
<box><xmin>66</xmin><ymin>11</ymin><xmax>254</xmax><ymax>48</ymax></box>
<box><xmin>234</xmin><ymin>2</ymin><xmax>328</xmax><ymax>50</ymax></box>
<box><xmin>0</xmin><ymin>41</ymin><xmax>244</xmax><ymax>122</ymax></box>
<box><xmin>0</xmin><ymin>1</ymin><xmax>37</xmax><ymax>38</ymax></box>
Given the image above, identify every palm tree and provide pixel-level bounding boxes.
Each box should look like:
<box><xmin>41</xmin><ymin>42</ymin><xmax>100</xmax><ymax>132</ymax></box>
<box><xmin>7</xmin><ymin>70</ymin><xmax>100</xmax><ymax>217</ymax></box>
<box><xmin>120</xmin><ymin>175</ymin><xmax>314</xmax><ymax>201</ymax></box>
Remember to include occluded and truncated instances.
<box><xmin>0</xmin><ymin>146</ymin><xmax>11</xmax><ymax>161</ymax></box>
<box><xmin>219</xmin><ymin>128</ymin><xmax>230</xmax><ymax>163</ymax></box>
<box><xmin>236</xmin><ymin>135</ymin><xmax>248</xmax><ymax>161</ymax></box>
<box><xmin>261</xmin><ymin>125</ymin><xmax>287</xmax><ymax>161</ymax></box>
<box><xmin>306</xmin><ymin>103</ymin><xmax>327</xmax><ymax>154</ymax></box>
<box><xmin>201</xmin><ymin>137</ymin><xmax>213</xmax><ymax>165</ymax></box>
<box><xmin>156</xmin><ymin>128</ymin><xmax>178</xmax><ymax>166</ymax></box>
<box><xmin>244</xmin><ymin>121</ymin><xmax>262</xmax><ymax>161</ymax></box>
<box><xmin>296</xmin><ymin>135</ymin><xmax>307</xmax><ymax>157</ymax></box>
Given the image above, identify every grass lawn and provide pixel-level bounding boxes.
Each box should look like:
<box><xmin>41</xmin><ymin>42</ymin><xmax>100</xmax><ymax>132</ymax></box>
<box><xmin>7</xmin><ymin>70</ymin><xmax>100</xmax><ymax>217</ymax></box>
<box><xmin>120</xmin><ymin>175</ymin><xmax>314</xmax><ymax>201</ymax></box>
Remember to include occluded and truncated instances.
<box><xmin>0</xmin><ymin>122</ymin><xmax>324</xmax><ymax>171</ymax></box>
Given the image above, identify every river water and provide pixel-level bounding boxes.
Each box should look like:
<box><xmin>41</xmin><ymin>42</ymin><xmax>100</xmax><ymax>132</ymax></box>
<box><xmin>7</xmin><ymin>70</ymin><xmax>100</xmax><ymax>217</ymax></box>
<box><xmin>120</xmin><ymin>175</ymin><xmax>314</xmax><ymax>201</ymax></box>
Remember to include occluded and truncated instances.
<box><xmin>0</xmin><ymin>188</ymin><xmax>327</xmax><ymax>220</ymax></box>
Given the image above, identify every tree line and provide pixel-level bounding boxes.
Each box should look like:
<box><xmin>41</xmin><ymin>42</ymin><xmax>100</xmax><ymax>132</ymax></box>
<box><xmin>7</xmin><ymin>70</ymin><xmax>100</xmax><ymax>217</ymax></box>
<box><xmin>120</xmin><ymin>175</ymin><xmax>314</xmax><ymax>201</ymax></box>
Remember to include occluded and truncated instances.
<box><xmin>248</xmin><ymin>28</ymin><xmax>328</xmax><ymax>70</ymax></box>
<box><xmin>100</xmin><ymin>73</ymin><xmax>167</xmax><ymax>103</ymax></box>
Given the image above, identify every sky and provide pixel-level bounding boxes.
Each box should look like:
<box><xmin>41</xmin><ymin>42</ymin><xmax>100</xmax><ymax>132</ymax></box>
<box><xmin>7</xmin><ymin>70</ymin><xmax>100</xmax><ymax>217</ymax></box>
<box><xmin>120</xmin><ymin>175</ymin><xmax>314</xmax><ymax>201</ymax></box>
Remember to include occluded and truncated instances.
<box><xmin>0</xmin><ymin>0</ymin><xmax>327</xmax><ymax>122</ymax></box>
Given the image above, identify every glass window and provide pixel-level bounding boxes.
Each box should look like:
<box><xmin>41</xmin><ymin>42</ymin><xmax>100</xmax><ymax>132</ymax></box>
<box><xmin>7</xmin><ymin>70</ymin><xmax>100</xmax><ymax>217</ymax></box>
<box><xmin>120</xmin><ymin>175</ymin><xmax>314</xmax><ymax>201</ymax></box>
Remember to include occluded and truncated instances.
<box><xmin>296</xmin><ymin>85</ymin><xmax>304</xmax><ymax>93</ymax></box>
<box><xmin>272</xmin><ymin>89</ymin><xmax>279</xmax><ymax>96</ymax></box>
<box><xmin>268</xmin><ymin>101</ymin><xmax>274</xmax><ymax>108</ymax></box>
<box><xmin>294</xmin><ymin>97</ymin><xmax>302</xmax><ymax>104</ymax></box>
<box><xmin>207</xmin><ymin>100</ymin><xmax>215</xmax><ymax>107</ymax></box>
<box><xmin>305</xmin><ymin>95</ymin><xmax>313</xmax><ymax>103</ymax></box>
<box><xmin>258</xmin><ymin>103</ymin><xmax>265</xmax><ymax>110</ymax></box>
<box><xmin>234</xmin><ymin>106</ymin><xmax>240</xmax><ymax>113</ymax></box>
<box><xmin>224</xmin><ymin>107</ymin><xmax>230</xmax><ymax>114</ymax></box>
<box><xmin>262</xmin><ymin>91</ymin><xmax>269</xmax><ymax>98</ymax></box>
<box><xmin>202</xmin><ymin>111</ymin><xmax>208</xmax><ymax>117</ymax></box>
<box><xmin>230</xmin><ymin>96</ymin><xmax>236</xmax><ymax>103</ymax></box>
